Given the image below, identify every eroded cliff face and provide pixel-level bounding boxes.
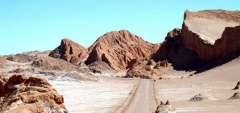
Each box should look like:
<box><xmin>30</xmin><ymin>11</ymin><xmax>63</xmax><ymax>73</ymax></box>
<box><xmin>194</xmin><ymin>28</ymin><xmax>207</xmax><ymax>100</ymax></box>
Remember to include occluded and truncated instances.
<box><xmin>181</xmin><ymin>10</ymin><xmax>240</xmax><ymax>61</ymax></box>
<box><xmin>151</xmin><ymin>28</ymin><xmax>201</xmax><ymax>70</ymax></box>
<box><xmin>85</xmin><ymin>30</ymin><xmax>160</xmax><ymax>71</ymax></box>
<box><xmin>220</xmin><ymin>26</ymin><xmax>240</xmax><ymax>59</ymax></box>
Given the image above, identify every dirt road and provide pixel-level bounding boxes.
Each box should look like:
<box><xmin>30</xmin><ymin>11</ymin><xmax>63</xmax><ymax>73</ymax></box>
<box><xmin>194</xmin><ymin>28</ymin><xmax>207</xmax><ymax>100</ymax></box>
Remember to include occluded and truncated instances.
<box><xmin>125</xmin><ymin>79</ymin><xmax>155</xmax><ymax>113</ymax></box>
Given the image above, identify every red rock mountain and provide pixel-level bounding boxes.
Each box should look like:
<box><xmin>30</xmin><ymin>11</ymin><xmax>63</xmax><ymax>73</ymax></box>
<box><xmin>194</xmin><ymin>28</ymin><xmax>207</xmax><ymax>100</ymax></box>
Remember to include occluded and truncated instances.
<box><xmin>49</xmin><ymin>10</ymin><xmax>240</xmax><ymax>76</ymax></box>
<box><xmin>49</xmin><ymin>38</ymin><xmax>88</xmax><ymax>65</ymax></box>
<box><xmin>85</xmin><ymin>30</ymin><xmax>160</xmax><ymax>71</ymax></box>
<box><xmin>182</xmin><ymin>10</ymin><xmax>240</xmax><ymax>61</ymax></box>
<box><xmin>0</xmin><ymin>75</ymin><xmax>68</xmax><ymax>113</ymax></box>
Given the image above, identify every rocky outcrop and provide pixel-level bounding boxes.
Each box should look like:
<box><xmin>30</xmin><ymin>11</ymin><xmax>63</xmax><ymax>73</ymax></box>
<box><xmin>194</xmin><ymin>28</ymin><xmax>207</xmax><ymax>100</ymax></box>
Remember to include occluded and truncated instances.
<box><xmin>229</xmin><ymin>92</ymin><xmax>240</xmax><ymax>100</ymax></box>
<box><xmin>0</xmin><ymin>75</ymin><xmax>68</xmax><ymax>113</ymax></box>
<box><xmin>189</xmin><ymin>93</ymin><xmax>217</xmax><ymax>101</ymax></box>
<box><xmin>85</xmin><ymin>30</ymin><xmax>160</xmax><ymax>71</ymax></box>
<box><xmin>126</xmin><ymin>59</ymin><xmax>153</xmax><ymax>79</ymax></box>
<box><xmin>155</xmin><ymin>100</ymin><xmax>176</xmax><ymax>113</ymax></box>
<box><xmin>48</xmin><ymin>10</ymin><xmax>240</xmax><ymax>74</ymax></box>
<box><xmin>181</xmin><ymin>10</ymin><xmax>240</xmax><ymax>61</ymax></box>
<box><xmin>152</xmin><ymin>28</ymin><xmax>202</xmax><ymax>70</ymax></box>
<box><xmin>127</xmin><ymin>28</ymin><xmax>203</xmax><ymax>78</ymax></box>
<box><xmin>49</xmin><ymin>38</ymin><xmax>88</xmax><ymax>65</ymax></box>
<box><xmin>233</xmin><ymin>81</ymin><xmax>240</xmax><ymax>90</ymax></box>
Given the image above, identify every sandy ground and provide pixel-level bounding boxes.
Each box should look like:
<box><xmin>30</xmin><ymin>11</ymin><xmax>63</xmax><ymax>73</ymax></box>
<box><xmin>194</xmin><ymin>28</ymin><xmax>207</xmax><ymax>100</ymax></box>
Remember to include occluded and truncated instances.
<box><xmin>0</xmin><ymin>60</ymin><xmax>139</xmax><ymax>113</ymax></box>
<box><xmin>185</xmin><ymin>18</ymin><xmax>239</xmax><ymax>44</ymax></box>
<box><xmin>49</xmin><ymin>77</ymin><xmax>138</xmax><ymax>113</ymax></box>
<box><xmin>155</xmin><ymin>57</ymin><xmax>240</xmax><ymax>113</ymax></box>
<box><xmin>1</xmin><ymin>56</ymin><xmax>240</xmax><ymax>113</ymax></box>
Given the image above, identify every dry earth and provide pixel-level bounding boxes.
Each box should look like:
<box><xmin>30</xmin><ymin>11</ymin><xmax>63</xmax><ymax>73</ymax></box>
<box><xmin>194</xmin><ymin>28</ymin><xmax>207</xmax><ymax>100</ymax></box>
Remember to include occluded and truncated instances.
<box><xmin>0</xmin><ymin>58</ymin><xmax>139</xmax><ymax>113</ymax></box>
<box><xmin>156</xmin><ymin>57</ymin><xmax>240</xmax><ymax>113</ymax></box>
<box><xmin>49</xmin><ymin>77</ymin><xmax>138</xmax><ymax>113</ymax></box>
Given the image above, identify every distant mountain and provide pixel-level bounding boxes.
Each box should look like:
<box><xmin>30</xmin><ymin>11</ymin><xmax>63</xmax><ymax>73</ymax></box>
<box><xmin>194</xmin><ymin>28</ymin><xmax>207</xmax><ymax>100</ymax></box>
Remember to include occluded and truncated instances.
<box><xmin>49</xmin><ymin>9</ymin><xmax>240</xmax><ymax>78</ymax></box>
<box><xmin>85</xmin><ymin>30</ymin><xmax>160</xmax><ymax>71</ymax></box>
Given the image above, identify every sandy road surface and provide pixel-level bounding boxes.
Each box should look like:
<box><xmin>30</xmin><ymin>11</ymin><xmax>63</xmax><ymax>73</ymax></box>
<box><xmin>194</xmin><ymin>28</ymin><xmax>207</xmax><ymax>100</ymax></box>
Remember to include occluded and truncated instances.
<box><xmin>125</xmin><ymin>79</ymin><xmax>154</xmax><ymax>113</ymax></box>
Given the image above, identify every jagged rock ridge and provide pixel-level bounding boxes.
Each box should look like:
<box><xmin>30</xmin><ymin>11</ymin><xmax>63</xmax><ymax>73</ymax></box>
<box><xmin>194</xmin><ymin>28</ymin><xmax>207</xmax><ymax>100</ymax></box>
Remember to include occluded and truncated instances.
<box><xmin>50</xmin><ymin>30</ymin><xmax>160</xmax><ymax>72</ymax></box>
<box><xmin>48</xmin><ymin>9</ymin><xmax>240</xmax><ymax>77</ymax></box>
<box><xmin>85</xmin><ymin>30</ymin><xmax>160</xmax><ymax>71</ymax></box>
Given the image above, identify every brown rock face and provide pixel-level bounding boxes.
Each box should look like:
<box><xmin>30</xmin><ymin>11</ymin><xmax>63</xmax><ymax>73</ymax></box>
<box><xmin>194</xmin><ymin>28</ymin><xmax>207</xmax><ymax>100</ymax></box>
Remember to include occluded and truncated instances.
<box><xmin>0</xmin><ymin>75</ymin><xmax>68</xmax><ymax>113</ymax></box>
<box><xmin>127</xmin><ymin>28</ymin><xmax>203</xmax><ymax>78</ymax></box>
<box><xmin>181</xmin><ymin>10</ymin><xmax>240</xmax><ymax>61</ymax></box>
<box><xmin>152</xmin><ymin>28</ymin><xmax>202</xmax><ymax>70</ymax></box>
<box><xmin>85</xmin><ymin>30</ymin><xmax>160</xmax><ymax>71</ymax></box>
<box><xmin>229</xmin><ymin>92</ymin><xmax>240</xmax><ymax>99</ymax></box>
<box><xmin>49</xmin><ymin>38</ymin><xmax>88</xmax><ymax>65</ymax></box>
<box><xmin>126</xmin><ymin>59</ymin><xmax>153</xmax><ymax>79</ymax></box>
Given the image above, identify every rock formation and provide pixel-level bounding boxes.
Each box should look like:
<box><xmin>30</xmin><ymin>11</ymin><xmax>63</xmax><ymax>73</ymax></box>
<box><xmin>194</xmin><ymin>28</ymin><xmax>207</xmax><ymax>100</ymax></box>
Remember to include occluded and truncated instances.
<box><xmin>233</xmin><ymin>81</ymin><xmax>240</xmax><ymax>90</ymax></box>
<box><xmin>155</xmin><ymin>100</ymin><xmax>176</xmax><ymax>113</ymax></box>
<box><xmin>49</xmin><ymin>32</ymin><xmax>159</xmax><ymax>72</ymax></box>
<box><xmin>85</xmin><ymin>30</ymin><xmax>159</xmax><ymax>71</ymax></box>
<box><xmin>0</xmin><ymin>75</ymin><xmax>68</xmax><ymax>113</ymax></box>
<box><xmin>229</xmin><ymin>92</ymin><xmax>240</xmax><ymax>99</ymax></box>
<box><xmin>152</xmin><ymin>28</ymin><xmax>202</xmax><ymax>70</ymax></box>
<box><xmin>189</xmin><ymin>93</ymin><xmax>217</xmax><ymax>101</ymax></box>
<box><xmin>49</xmin><ymin>38</ymin><xmax>88</xmax><ymax>65</ymax></box>
<box><xmin>47</xmin><ymin>10</ymin><xmax>240</xmax><ymax>77</ymax></box>
<box><xmin>181</xmin><ymin>10</ymin><xmax>240</xmax><ymax>61</ymax></box>
<box><xmin>126</xmin><ymin>59</ymin><xmax>153</xmax><ymax>79</ymax></box>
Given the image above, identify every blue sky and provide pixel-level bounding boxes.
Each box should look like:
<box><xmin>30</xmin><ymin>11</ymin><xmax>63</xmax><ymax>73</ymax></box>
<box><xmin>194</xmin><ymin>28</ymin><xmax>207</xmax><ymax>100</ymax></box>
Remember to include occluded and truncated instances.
<box><xmin>0</xmin><ymin>0</ymin><xmax>239</xmax><ymax>55</ymax></box>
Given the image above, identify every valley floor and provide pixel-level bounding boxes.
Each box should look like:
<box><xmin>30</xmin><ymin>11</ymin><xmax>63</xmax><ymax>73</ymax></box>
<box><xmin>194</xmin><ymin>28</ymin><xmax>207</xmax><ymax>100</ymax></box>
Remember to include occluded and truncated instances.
<box><xmin>1</xmin><ymin>56</ymin><xmax>240</xmax><ymax>113</ymax></box>
<box><xmin>155</xmin><ymin>57</ymin><xmax>240</xmax><ymax>113</ymax></box>
<box><xmin>50</xmin><ymin>77</ymin><xmax>138</xmax><ymax>113</ymax></box>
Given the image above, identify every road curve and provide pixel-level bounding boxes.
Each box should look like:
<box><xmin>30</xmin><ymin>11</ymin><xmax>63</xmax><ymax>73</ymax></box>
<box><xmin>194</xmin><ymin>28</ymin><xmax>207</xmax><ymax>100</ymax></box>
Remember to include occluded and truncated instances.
<box><xmin>124</xmin><ymin>79</ymin><xmax>152</xmax><ymax>113</ymax></box>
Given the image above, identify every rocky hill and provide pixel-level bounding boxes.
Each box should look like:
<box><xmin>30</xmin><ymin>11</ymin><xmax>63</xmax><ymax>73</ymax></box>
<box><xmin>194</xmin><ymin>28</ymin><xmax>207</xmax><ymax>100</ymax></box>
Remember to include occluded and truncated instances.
<box><xmin>50</xmin><ymin>30</ymin><xmax>159</xmax><ymax>72</ymax></box>
<box><xmin>49</xmin><ymin>38</ymin><xmax>88</xmax><ymax>65</ymax></box>
<box><xmin>85</xmin><ymin>30</ymin><xmax>160</xmax><ymax>71</ymax></box>
<box><xmin>48</xmin><ymin>9</ymin><xmax>240</xmax><ymax>78</ymax></box>
<box><xmin>151</xmin><ymin>28</ymin><xmax>202</xmax><ymax>70</ymax></box>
